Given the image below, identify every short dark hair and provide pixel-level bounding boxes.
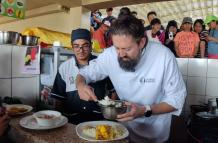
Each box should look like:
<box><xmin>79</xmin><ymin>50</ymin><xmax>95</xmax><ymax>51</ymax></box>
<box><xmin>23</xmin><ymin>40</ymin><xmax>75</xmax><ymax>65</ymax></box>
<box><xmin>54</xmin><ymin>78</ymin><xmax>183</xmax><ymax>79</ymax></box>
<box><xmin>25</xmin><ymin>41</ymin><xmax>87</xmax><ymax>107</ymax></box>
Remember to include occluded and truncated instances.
<box><xmin>110</xmin><ymin>15</ymin><xmax>145</xmax><ymax>43</ymax></box>
<box><xmin>194</xmin><ymin>19</ymin><xmax>206</xmax><ymax>30</ymax></box>
<box><xmin>150</xmin><ymin>18</ymin><xmax>161</xmax><ymax>26</ymax></box>
<box><xmin>118</xmin><ymin>7</ymin><xmax>131</xmax><ymax>18</ymax></box>
<box><xmin>166</xmin><ymin>20</ymin><xmax>178</xmax><ymax>30</ymax></box>
<box><xmin>147</xmin><ymin>11</ymin><xmax>157</xmax><ymax>18</ymax></box>
<box><xmin>106</xmin><ymin>8</ymin><xmax>113</xmax><ymax>12</ymax></box>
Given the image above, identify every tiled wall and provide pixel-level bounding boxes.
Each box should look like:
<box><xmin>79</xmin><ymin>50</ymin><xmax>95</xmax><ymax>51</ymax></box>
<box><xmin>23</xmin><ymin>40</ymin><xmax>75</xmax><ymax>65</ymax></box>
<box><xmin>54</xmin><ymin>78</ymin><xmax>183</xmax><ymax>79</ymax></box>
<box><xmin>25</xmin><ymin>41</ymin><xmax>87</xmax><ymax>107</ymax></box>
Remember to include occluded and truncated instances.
<box><xmin>176</xmin><ymin>58</ymin><xmax>218</xmax><ymax>116</ymax></box>
<box><xmin>0</xmin><ymin>45</ymin><xmax>39</xmax><ymax>106</ymax></box>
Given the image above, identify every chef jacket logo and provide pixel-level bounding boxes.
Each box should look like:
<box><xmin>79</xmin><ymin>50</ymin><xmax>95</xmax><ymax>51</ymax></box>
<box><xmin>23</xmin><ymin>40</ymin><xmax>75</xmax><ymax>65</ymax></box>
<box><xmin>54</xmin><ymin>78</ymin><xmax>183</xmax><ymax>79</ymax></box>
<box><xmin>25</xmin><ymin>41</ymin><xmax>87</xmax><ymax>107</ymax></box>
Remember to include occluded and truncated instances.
<box><xmin>69</xmin><ymin>76</ymin><xmax>75</xmax><ymax>84</ymax></box>
<box><xmin>140</xmin><ymin>77</ymin><xmax>155</xmax><ymax>83</ymax></box>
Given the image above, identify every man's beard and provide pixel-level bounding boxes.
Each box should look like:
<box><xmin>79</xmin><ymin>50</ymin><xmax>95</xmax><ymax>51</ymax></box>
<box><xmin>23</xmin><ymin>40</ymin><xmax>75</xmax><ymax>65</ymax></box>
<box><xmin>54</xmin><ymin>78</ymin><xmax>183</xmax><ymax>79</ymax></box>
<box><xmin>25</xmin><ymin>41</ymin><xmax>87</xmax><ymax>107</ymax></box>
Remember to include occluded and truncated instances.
<box><xmin>118</xmin><ymin>56</ymin><xmax>140</xmax><ymax>72</ymax></box>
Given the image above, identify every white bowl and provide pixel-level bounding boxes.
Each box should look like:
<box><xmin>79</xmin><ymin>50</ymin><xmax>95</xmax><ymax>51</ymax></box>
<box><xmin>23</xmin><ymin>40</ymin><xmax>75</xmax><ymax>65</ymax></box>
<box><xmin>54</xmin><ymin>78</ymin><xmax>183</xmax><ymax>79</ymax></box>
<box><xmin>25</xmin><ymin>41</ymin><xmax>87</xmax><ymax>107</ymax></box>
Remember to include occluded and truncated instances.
<box><xmin>33</xmin><ymin>110</ymin><xmax>61</xmax><ymax>126</ymax></box>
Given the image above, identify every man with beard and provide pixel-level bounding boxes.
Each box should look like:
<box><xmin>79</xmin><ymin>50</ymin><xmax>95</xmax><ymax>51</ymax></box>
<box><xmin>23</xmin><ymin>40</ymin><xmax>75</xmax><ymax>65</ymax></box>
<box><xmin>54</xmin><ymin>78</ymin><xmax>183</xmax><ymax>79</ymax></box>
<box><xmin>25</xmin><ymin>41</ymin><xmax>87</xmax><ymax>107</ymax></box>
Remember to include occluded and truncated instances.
<box><xmin>76</xmin><ymin>16</ymin><xmax>186</xmax><ymax>143</ymax></box>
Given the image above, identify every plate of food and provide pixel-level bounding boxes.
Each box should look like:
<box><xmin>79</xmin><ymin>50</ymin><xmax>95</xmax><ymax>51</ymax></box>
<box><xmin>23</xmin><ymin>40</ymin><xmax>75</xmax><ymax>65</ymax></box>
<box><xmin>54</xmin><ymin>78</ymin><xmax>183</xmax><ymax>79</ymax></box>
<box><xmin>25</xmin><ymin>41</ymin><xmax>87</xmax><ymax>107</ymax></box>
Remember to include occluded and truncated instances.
<box><xmin>5</xmin><ymin>104</ymin><xmax>33</xmax><ymax>116</ymax></box>
<box><xmin>76</xmin><ymin>121</ymin><xmax>129</xmax><ymax>142</ymax></box>
<box><xmin>20</xmin><ymin>114</ymin><xmax>68</xmax><ymax>130</ymax></box>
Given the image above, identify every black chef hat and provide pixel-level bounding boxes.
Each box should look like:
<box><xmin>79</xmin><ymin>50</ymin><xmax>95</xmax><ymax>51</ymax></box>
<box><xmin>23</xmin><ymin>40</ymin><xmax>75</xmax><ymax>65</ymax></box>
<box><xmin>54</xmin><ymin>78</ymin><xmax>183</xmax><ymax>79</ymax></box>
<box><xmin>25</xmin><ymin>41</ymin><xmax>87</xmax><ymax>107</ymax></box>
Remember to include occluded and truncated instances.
<box><xmin>71</xmin><ymin>28</ymin><xmax>91</xmax><ymax>43</ymax></box>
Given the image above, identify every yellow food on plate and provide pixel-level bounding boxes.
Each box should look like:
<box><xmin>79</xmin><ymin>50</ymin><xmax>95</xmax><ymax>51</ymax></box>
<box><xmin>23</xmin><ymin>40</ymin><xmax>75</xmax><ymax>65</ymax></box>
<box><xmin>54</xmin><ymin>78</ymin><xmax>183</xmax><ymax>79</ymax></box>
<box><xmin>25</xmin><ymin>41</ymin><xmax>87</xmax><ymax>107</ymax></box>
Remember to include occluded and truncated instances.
<box><xmin>8</xmin><ymin>107</ymin><xmax>28</xmax><ymax>114</ymax></box>
<box><xmin>82</xmin><ymin>124</ymin><xmax>125</xmax><ymax>140</ymax></box>
<box><xmin>96</xmin><ymin>124</ymin><xmax>115</xmax><ymax>140</ymax></box>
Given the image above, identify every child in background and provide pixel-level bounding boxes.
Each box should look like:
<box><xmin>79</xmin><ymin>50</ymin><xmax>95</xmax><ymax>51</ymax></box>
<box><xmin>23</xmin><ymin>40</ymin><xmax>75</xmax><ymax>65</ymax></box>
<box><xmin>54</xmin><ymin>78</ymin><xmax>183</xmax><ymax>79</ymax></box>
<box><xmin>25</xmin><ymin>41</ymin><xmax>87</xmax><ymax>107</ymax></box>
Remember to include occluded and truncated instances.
<box><xmin>193</xmin><ymin>19</ymin><xmax>208</xmax><ymax>58</ymax></box>
<box><xmin>164</xmin><ymin>20</ymin><xmax>179</xmax><ymax>57</ymax></box>
<box><xmin>205</xmin><ymin>15</ymin><xmax>218</xmax><ymax>59</ymax></box>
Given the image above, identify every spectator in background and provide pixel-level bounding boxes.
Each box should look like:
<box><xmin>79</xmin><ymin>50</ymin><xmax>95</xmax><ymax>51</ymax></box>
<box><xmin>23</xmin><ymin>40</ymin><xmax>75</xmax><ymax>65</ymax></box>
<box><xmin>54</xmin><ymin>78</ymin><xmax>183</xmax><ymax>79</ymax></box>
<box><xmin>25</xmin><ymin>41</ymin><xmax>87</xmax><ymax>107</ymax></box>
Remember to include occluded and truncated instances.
<box><xmin>179</xmin><ymin>23</ymin><xmax>184</xmax><ymax>31</ymax></box>
<box><xmin>90</xmin><ymin>10</ymin><xmax>102</xmax><ymax>31</ymax></box>
<box><xmin>141</xmin><ymin>19</ymin><xmax>145</xmax><ymax>26</ymax></box>
<box><xmin>106</xmin><ymin>8</ymin><xmax>113</xmax><ymax>18</ymax></box>
<box><xmin>104</xmin><ymin>17</ymin><xmax>116</xmax><ymax>48</ymax></box>
<box><xmin>131</xmin><ymin>11</ymin><xmax>137</xmax><ymax>18</ymax></box>
<box><xmin>193</xmin><ymin>19</ymin><xmax>208</xmax><ymax>58</ymax></box>
<box><xmin>164</xmin><ymin>20</ymin><xmax>179</xmax><ymax>57</ymax></box>
<box><xmin>146</xmin><ymin>18</ymin><xmax>165</xmax><ymax>44</ymax></box>
<box><xmin>204</xmin><ymin>15</ymin><xmax>218</xmax><ymax>59</ymax></box>
<box><xmin>92</xmin><ymin>17</ymin><xmax>115</xmax><ymax>50</ymax></box>
<box><xmin>118</xmin><ymin>7</ymin><xmax>131</xmax><ymax>18</ymax></box>
<box><xmin>144</xmin><ymin>11</ymin><xmax>164</xmax><ymax>31</ymax></box>
<box><xmin>174</xmin><ymin>17</ymin><xmax>199</xmax><ymax>58</ymax></box>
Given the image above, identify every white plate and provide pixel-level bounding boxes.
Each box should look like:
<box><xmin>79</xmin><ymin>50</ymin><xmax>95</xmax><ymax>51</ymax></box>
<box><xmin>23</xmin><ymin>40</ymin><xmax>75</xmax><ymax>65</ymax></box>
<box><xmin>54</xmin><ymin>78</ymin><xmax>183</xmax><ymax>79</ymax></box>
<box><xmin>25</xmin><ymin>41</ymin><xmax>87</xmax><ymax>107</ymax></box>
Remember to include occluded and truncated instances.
<box><xmin>76</xmin><ymin>121</ymin><xmax>129</xmax><ymax>142</ymax></box>
<box><xmin>4</xmin><ymin>104</ymin><xmax>33</xmax><ymax>115</ymax></box>
<box><xmin>20</xmin><ymin>115</ymin><xmax>68</xmax><ymax>130</ymax></box>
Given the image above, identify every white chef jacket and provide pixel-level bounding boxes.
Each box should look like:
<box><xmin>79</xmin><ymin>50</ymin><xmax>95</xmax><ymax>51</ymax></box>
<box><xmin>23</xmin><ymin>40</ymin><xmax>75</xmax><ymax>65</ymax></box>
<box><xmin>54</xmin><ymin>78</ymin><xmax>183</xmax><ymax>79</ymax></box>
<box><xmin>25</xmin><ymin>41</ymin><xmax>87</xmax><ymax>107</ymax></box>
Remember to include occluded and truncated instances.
<box><xmin>79</xmin><ymin>42</ymin><xmax>187</xmax><ymax>143</ymax></box>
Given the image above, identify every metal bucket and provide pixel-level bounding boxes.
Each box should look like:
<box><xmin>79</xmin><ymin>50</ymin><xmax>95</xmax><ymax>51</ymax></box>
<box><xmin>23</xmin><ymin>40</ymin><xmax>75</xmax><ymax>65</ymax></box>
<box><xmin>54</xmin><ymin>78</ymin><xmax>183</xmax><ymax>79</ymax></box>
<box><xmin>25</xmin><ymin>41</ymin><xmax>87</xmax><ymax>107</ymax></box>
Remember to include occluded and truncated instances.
<box><xmin>21</xmin><ymin>35</ymin><xmax>39</xmax><ymax>46</ymax></box>
<box><xmin>0</xmin><ymin>31</ymin><xmax>21</xmax><ymax>45</ymax></box>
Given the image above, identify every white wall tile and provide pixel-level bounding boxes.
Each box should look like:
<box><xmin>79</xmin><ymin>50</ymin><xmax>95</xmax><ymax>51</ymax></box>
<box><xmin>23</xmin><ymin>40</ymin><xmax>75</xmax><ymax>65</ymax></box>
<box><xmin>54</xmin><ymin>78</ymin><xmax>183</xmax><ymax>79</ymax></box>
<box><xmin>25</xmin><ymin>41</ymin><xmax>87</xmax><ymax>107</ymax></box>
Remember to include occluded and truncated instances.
<box><xmin>0</xmin><ymin>45</ymin><xmax>11</xmax><ymax>78</ymax></box>
<box><xmin>184</xmin><ymin>94</ymin><xmax>205</xmax><ymax>113</ymax></box>
<box><xmin>182</xmin><ymin>76</ymin><xmax>187</xmax><ymax>86</ymax></box>
<box><xmin>12</xmin><ymin>77</ymin><xmax>39</xmax><ymax>106</ymax></box>
<box><xmin>176</xmin><ymin>58</ymin><xmax>188</xmax><ymax>76</ymax></box>
<box><xmin>187</xmin><ymin>77</ymin><xmax>206</xmax><ymax>95</ymax></box>
<box><xmin>188</xmin><ymin>58</ymin><xmax>207</xmax><ymax>77</ymax></box>
<box><xmin>207</xmin><ymin>59</ymin><xmax>218</xmax><ymax>77</ymax></box>
<box><xmin>206</xmin><ymin>78</ymin><xmax>218</xmax><ymax>97</ymax></box>
<box><xmin>0</xmin><ymin>79</ymin><xmax>11</xmax><ymax>99</ymax></box>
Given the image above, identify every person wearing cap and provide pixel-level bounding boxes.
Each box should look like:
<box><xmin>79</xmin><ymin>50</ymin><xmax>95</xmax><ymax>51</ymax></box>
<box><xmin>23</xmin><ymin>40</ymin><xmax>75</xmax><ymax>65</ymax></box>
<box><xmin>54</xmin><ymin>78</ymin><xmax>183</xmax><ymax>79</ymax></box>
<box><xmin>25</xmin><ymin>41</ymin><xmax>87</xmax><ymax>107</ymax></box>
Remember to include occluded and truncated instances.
<box><xmin>92</xmin><ymin>17</ymin><xmax>115</xmax><ymax>50</ymax></box>
<box><xmin>204</xmin><ymin>15</ymin><xmax>218</xmax><ymax>59</ymax></box>
<box><xmin>146</xmin><ymin>18</ymin><xmax>165</xmax><ymax>44</ymax></box>
<box><xmin>164</xmin><ymin>20</ymin><xmax>179</xmax><ymax>57</ymax></box>
<box><xmin>174</xmin><ymin>17</ymin><xmax>200</xmax><ymax>58</ymax></box>
<box><xmin>44</xmin><ymin>28</ymin><xmax>115</xmax><ymax>124</ymax></box>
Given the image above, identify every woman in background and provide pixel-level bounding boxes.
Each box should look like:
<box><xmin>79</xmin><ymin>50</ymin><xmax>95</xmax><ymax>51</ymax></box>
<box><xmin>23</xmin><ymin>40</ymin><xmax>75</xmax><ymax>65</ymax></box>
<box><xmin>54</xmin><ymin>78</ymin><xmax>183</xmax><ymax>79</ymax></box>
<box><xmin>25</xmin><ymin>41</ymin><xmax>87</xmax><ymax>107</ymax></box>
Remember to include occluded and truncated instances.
<box><xmin>164</xmin><ymin>20</ymin><xmax>179</xmax><ymax>57</ymax></box>
<box><xmin>146</xmin><ymin>18</ymin><xmax>165</xmax><ymax>44</ymax></box>
<box><xmin>193</xmin><ymin>19</ymin><xmax>208</xmax><ymax>58</ymax></box>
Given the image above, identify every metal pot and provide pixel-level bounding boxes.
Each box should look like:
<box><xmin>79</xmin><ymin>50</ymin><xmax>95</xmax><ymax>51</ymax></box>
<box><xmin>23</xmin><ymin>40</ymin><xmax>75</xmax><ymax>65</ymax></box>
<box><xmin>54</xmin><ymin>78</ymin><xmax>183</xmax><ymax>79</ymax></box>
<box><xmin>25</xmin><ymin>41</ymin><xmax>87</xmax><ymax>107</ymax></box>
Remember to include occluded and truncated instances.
<box><xmin>21</xmin><ymin>35</ymin><xmax>39</xmax><ymax>46</ymax></box>
<box><xmin>99</xmin><ymin>100</ymin><xmax>127</xmax><ymax>120</ymax></box>
<box><xmin>0</xmin><ymin>31</ymin><xmax>21</xmax><ymax>45</ymax></box>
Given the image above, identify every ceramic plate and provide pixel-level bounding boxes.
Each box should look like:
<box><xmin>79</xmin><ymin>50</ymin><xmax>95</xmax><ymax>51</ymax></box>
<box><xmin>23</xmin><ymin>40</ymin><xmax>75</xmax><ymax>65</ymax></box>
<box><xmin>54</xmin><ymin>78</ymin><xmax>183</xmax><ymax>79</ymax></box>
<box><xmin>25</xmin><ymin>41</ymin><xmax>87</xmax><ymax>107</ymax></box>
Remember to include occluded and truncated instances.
<box><xmin>20</xmin><ymin>115</ymin><xmax>68</xmax><ymax>130</ymax></box>
<box><xmin>76</xmin><ymin>121</ymin><xmax>129</xmax><ymax>142</ymax></box>
<box><xmin>5</xmin><ymin>104</ymin><xmax>33</xmax><ymax>116</ymax></box>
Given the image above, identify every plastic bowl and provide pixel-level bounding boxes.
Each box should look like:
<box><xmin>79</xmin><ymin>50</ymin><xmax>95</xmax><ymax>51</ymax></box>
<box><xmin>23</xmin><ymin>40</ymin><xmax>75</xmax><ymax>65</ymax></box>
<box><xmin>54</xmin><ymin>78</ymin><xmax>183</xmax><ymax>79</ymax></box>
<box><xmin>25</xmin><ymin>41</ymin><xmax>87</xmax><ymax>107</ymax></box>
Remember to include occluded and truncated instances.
<box><xmin>33</xmin><ymin>110</ymin><xmax>61</xmax><ymax>126</ymax></box>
